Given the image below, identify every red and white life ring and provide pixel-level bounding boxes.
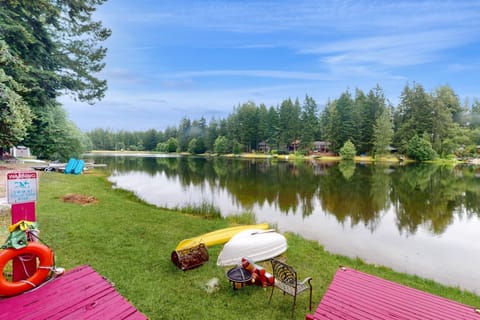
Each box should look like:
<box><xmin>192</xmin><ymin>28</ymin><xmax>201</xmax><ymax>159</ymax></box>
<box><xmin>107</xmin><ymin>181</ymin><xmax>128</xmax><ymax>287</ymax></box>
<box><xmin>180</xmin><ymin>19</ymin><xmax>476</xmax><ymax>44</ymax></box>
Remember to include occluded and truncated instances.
<box><xmin>0</xmin><ymin>242</ymin><xmax>54</xmax><ymax>297</ymax></box>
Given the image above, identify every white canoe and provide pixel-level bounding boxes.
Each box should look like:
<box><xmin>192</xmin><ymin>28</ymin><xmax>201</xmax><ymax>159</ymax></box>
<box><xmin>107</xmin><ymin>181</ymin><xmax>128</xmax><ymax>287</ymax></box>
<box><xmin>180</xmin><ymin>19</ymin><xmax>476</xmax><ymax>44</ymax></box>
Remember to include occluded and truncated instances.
<box><xmin>216</xmin><ymin>229</ymin><xmax>287</xmax><ymax>266</ymax></box>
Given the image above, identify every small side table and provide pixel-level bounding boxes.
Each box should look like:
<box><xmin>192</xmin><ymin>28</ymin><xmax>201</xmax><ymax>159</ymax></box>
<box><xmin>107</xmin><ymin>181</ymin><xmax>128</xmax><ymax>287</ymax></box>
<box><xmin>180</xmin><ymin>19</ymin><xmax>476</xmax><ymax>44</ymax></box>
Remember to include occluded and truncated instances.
<box><xmin>226</xmin><ymin>266</ymin><xmax>252</xmax><ymax>290</ymax></box>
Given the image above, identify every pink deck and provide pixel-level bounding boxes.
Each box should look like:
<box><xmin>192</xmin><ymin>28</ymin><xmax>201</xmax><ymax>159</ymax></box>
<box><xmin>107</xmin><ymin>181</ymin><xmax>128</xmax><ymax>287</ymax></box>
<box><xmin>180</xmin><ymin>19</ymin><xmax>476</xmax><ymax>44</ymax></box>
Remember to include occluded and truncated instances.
<box><xmin>0</xmin><ymin>265</ymin><xmax>147</xmax><ymax>320</ymax></box>
<box><xmin>307</xmin><ymin>267</ymin><xmax>480</xmax><ymax>320</ymax></box>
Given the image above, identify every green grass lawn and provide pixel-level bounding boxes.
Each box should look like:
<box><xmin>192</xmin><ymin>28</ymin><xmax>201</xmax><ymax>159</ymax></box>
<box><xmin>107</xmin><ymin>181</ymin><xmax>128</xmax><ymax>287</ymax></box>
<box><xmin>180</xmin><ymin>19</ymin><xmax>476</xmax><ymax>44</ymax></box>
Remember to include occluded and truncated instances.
<box><xmin>33</xmin><ymin>171</ymin><xmax>480</xmax><ymax>319</ymax></box>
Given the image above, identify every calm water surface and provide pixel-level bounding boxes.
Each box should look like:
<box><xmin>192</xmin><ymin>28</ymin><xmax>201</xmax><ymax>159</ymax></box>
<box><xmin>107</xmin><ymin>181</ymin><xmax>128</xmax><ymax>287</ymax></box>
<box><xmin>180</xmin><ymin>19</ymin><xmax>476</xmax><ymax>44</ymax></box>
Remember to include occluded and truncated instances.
<box><xmin>90</xmin><ymin>154</ymin><xmax>480</xmax><ymax>293</ymax></box>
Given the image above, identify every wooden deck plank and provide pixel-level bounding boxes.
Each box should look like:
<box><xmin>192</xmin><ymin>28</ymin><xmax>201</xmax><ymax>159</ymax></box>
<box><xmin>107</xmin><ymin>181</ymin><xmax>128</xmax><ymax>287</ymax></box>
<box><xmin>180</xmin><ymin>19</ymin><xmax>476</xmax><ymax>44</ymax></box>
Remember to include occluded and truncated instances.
<box><xmin>329</xmin><ymin>281</ymin><xmax>449</xmax><ymax>319</ymax></box>
<box><xmin>59</xmin><ymin>293</ymin><xmax>139</xmax><ymax>320</ymax></box>
<box><xmin>340</xmin><ymin>270</ymin><xmax>475</xmax><ymax>319</ymax></box>
<box><xmin>307</xmin><ymin>267</ymin><xmax>479</xmax><ymax>320</ymax></box>
<box><xmin>0</xmin><ymin>265</ymin><xmax>147</xmax><ymax>320</ymax></box>
<box><xmin>12</xmin><ymin>278</ymin><xmax>115</xmax><ymax>318</ymax></box>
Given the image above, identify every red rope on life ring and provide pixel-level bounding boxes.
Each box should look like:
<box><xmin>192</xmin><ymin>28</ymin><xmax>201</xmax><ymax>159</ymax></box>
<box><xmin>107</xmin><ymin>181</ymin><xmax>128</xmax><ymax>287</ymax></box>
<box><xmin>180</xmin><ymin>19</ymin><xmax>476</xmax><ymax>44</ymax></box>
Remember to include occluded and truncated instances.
<box><xmin>0</xmin><ymin>242</ymin><xmax>54</xmax><ymax>297</ymax></box>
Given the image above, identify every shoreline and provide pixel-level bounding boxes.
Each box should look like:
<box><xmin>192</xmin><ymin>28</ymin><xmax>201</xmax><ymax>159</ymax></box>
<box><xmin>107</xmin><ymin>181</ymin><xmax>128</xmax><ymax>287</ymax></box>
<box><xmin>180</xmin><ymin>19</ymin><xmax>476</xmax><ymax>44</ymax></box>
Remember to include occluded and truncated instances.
<box><xmin>86</xmin><ymin>150</ymin><xmax>478</xmax><ymax>165</ymax></box>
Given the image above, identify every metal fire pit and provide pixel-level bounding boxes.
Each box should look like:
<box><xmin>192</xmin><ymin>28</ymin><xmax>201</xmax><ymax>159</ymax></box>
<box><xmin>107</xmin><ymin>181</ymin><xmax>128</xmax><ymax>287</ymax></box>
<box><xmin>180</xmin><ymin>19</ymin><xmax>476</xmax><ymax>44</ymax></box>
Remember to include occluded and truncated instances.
<box><xmin>226</xmin><ymin>266</ymin><xmax>252</xmax><ymax>290</ymax></box>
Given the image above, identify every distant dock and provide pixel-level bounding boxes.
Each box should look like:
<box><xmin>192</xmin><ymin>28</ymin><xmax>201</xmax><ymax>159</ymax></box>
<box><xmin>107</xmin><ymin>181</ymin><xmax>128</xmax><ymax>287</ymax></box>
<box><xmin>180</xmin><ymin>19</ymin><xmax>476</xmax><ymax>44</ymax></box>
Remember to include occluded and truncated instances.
<box><xmin>30</xmin><ymin>162</ymin><xmax>106</xmax><ymax>172</ymax></box>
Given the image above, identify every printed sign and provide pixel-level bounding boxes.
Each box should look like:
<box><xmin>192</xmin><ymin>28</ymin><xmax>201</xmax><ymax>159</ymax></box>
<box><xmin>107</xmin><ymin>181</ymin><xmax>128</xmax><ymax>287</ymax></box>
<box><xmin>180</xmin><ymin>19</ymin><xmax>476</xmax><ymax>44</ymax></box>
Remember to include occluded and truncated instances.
<box><xmin>6</xmin><ymin>171</ymin><xmax>38</xmax><ymax>204</ymax></box>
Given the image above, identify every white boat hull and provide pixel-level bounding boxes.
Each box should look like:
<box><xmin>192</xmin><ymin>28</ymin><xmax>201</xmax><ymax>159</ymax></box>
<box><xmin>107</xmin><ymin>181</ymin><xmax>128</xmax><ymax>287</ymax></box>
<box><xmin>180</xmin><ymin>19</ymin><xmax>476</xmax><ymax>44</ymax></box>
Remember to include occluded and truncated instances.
<box><xmin>217</xmin><ymin>229</ymin><xmax>287</xmax><ymax>266</ymax></box>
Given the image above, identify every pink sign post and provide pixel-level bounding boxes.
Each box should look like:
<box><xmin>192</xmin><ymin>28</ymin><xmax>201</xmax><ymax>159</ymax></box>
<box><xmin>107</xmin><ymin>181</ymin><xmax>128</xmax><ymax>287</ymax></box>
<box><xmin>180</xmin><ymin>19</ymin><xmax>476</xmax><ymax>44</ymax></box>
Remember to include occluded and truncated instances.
<box><xmin>6</xmin><ymin>171</ymin><xmax>38</xmax><ymax>281</ymax></box>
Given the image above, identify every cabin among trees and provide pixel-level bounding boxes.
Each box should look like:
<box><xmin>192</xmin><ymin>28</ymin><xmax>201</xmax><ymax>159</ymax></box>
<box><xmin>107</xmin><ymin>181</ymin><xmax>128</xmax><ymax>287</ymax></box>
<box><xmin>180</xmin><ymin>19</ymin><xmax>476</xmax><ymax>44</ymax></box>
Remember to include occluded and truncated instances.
<box><xmin>288</xmin><ymin>140</ymin><xmax>301</xmax><ymax>152</ymax></box>
<box><xmin>313</xmin><ymin>141</ymin><xmax>330</xmax><ymax>153</ymax></box>
<box><xmin>257</xmin><ymin>141</ymin><xmax>270</xmax><ymax>153</ymax></box>
<box><xmin>257</xmin><ymin>140</ymin><xmax>332</xmax><ymax>155</ymax></box>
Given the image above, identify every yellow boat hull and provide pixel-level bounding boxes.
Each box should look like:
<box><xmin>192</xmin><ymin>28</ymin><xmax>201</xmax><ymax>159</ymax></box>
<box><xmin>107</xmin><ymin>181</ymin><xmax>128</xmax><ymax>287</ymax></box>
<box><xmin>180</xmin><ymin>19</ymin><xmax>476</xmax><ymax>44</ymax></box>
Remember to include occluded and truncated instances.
<box><xmin>175</xmin><ymin>223</ymin><xmax>269</xmax><ymax>250</ymax></box>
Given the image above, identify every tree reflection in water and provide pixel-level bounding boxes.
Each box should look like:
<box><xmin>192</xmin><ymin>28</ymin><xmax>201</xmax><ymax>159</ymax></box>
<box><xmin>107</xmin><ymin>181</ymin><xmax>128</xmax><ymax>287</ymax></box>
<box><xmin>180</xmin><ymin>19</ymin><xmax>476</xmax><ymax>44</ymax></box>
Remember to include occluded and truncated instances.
<box><xmin>100</xmin><ymin>155</ymin><xmax>480</xmax><ymax>236</ymax></box>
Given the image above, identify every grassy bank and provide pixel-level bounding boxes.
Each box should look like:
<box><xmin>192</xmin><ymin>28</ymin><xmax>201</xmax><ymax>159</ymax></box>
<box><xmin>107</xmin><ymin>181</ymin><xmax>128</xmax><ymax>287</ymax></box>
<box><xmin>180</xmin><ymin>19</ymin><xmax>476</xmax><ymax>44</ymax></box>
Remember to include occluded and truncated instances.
<box><xmin>28</xmin><ymin>171</ymin><xmax>480</xmax><ymax>319</ymax></box>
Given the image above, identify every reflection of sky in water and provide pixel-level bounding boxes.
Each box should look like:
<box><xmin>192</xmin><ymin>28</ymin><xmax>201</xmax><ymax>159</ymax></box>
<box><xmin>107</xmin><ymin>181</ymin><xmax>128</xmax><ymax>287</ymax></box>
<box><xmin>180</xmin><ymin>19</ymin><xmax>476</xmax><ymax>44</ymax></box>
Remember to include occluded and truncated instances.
<box><xmin>110</xmin><ymin>170</ymin><xmax>480</xmax><ymax>293</ymax></box>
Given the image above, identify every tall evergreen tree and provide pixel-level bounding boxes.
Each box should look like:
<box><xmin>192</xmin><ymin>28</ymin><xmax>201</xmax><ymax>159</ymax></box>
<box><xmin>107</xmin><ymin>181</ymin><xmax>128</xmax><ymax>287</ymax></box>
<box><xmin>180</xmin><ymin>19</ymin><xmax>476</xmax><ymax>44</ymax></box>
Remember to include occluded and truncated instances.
<box><xmin>300</xmin><ymin>95</ymin><xmax>319</xmax><ymax>150</ymax></box>
<box><xmin>205</xmin><ymin>118</ymin><xmax>219</xmax><ymax>152</ymax></box>
<box><xmin>256</xmin><ymin>103</ymin><xmax>269</xmax><ymax>147</ymax></box>
<box><xmin>434</xmin><ymin>85</ymin><xmax>463</xmax><ymax>124</ymax></box>
<box><xmin>235</xmin><ymin>102</ymin><xmax>258</xmax><ymax>152</ymax></box>
<box><xmin>143</xmin><ymin>129</ymin><xmax>159</xmax><ymax>151</ymax></box>
<box><xmin>266</xmin><ymin>106</ymin><xmax>279</xmax><ymax>149</ymax></box>
<box><xmin>190</xmin><ymin>117</ymin><xmax>207</xmax><ymax>153</ymax></box>
<box><xmin>468</xmin><ymin>99</ymin><xmax>480</xmax><ymax>129</ymax></box>
<box><xmin>357</xmin><ymin>85</ymin><xmax>387</xmax><ymax>154</ymax></box>
<box><xmin>0</xmin><ymin>41</ymin><xmax>32</xmax><ymax>150</ymax></box>
<box><xmin>278</xmin><ymin>98</ymin><xmax>301</xmax><ymax>150</ymax></box>
<box><xmin>372</xmin><ymin>109</ymin><xmax>393</xmax><ymax>157</ymax></box>
<box><xmin>177</xmin><ymin>117</ymin><xmax>191</xmax><ymax>152</ymax></box>
<box><xmin>394</xmin><ymin>83</ymin><xmax>433</xmax><ymax>152</ymax></box>
<box><xmin>335</xmin><ymin>90</ymin><xmax>356</xmax><ymax>150</ymax></box>
<box><xmin>430</xmin><ymin>86</ymin><xmax>457</xmax><ymax>152</ymax></box>
<box><xmin>320</xmin><ymin>99</ymin><xmax>341</xmax><ymax>152</ymax></box>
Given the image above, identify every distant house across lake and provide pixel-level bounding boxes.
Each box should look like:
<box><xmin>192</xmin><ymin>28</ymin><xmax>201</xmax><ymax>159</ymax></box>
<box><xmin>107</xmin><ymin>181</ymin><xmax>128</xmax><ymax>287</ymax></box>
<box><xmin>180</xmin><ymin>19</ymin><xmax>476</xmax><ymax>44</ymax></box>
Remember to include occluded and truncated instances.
<box><xmin>257</xmin><ymin>141</ymin><xmax>270</xmax><ymax>153</ymax></box>
<box><xmin>313</xmin><ymin>141</ymin><xmax>330</xmax><ymax>153</ymax></box>
<box><xmin>256</xmin><ymin>140</ymin><xmax>333</xmax><ymax>155</ymax></box>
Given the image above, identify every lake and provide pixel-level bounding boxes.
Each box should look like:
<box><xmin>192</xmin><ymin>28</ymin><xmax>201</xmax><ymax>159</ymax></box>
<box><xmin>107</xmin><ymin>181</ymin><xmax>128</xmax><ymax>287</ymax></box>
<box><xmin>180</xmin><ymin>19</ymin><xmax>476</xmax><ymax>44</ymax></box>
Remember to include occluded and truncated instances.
<box><xmin>89</xmin><ymin>154</ymin><xmax>480</xmax><ymax>293</ymax></box>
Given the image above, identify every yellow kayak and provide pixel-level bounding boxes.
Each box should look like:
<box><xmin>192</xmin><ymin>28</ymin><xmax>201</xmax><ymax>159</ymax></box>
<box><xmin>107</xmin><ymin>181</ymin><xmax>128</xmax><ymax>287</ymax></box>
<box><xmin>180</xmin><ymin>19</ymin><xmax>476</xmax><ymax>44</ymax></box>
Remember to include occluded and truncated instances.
<box><xmin>175</xmin><ymin>223</ymin><xmax>270</xmax><ymax>250</ymax></box>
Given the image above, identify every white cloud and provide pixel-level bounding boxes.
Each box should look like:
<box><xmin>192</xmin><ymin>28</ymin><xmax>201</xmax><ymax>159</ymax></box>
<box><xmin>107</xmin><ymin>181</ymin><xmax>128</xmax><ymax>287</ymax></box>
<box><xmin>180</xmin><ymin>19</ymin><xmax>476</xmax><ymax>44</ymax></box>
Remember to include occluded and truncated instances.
<box><xmin>116</xmin><ymin>0</ymin><xmax>480</xmax><ymax>34</ymax></box>
<box><xmin>302</xmin><ymin>29</ymin><xmax>476</xmax><ymax>68</ymax></box>
<box><xmin>163</xmin><ymin>69</ymin><xmax>332</xmax><ymax>81</ymax></box>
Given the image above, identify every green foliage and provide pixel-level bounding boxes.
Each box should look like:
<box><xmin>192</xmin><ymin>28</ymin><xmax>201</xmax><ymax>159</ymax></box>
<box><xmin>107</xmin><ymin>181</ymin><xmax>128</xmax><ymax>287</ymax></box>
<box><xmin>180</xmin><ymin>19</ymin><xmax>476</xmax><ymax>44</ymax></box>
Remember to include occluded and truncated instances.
<box><xmin>205</xmin><ymin>118</ymin><xmax>219</xmax><ymax>151</ymax></box>
<box><xmin>143</xmin><ymin>129</ymin><xmax>159</xmax><ymax>151</ymax></box>
<box><xmin>339</xmin><ymin>140</ymin><xmax>356</xmax><ymax>160</ymax></box>
<box><xmin>300</xmin><ymin>95</ymin><xmax>319</xmax><ymax>149</ymax></box>
<box><xmin>157</xmin><ymin>137</ymin><xmax>178</xmax><ymax>153</ymax></box>
<box><xmin>26</xmin><ymin>104</ymin><xmax>88</xmax><ymax>160</ymax></box>
<box><xmin>188</xmin><ymin>138</ymin><xmax>199</xmax><ymax>154</ymax></box>
<box><xmin>0</xmin><ymin>0</ymin><xmax>110</xmax><ymax>158</ymax></box>
<box><xmin>406</xmin><ymin>135</ymin><xmax>438</xmax><ymax>161</ymax></box>
<box><xmin>394</xmin><ymin>84</ymin><xmax>458</xmax><ymax>155</ymax></box>
<box><xmin>0</xmin><ymin>41</ymin><xmax>33</xmax><ymax>148</ymax></box>
<box><xmin>373</xmin><ymin>109</ymin><xmax>393</xmax><ymax>156</ymax></box>
<box><xmin>166</xmin><ymin>137</ymin><xmax>178</xmax><ymax>152</ymax></box>
<box><xmin>319</xmin><ymin>100</ymin><xmax>337</xmax><ymax>150</ymax></box>
<box><xmin>336</xmin><ymin>91</ymin><xmax>357</xmax><ymax>150</ymax></box>
<box><xmin>156</xmin><ymin>143</ymin><xmax>167</xmax><ymax>152</ymax></box>
<box><xmin>358</xmin><ymin>86</ymin><xmax>389</xmax><ymax>154</ymax></box>
<box><xmin>278</xmin><ymin>98</ymin><xmax>301</xmax><ymax>149</ymax></box>
<box><xmin>174</xmin><ymin>116</ymin><xmax>208</xmax><ymax>153</ymax></box>
<box><xmin>395</xmin><ymin>84</ymin><xmax>432</xmax><ymax>146</ymax></box>
<box><xmin>214</xmin><ymin>136</ymin><xmax>230</xmax><ymax>154</ymax></box>
<box><xmin>233</xmin><ymin>102</ymin><xmax>259</xmax><ymax>152</ymax></box>
<box><xmin>232</xmin><ymin>140</ymin><xmax>243</xmax><ymax>155</ymax></box>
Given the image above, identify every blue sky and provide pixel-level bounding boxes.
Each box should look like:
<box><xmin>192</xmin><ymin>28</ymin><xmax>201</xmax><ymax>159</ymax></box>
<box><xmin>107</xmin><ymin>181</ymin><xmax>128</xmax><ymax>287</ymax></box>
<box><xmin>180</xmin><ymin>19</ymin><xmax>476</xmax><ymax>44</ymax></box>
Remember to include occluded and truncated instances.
<box><xmin>62</xmin><ymin>0</ymin><xmax>480</xmax><ymax>131</ymax></box>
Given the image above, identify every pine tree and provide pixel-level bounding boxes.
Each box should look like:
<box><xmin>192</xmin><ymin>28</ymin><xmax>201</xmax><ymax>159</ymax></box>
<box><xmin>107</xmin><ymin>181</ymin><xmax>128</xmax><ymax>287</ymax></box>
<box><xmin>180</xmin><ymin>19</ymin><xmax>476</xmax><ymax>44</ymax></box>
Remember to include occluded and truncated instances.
<box><xmin>373</xmin><ymin>109</ymin><xmax>393</xmax><ymax>157</ymax></box>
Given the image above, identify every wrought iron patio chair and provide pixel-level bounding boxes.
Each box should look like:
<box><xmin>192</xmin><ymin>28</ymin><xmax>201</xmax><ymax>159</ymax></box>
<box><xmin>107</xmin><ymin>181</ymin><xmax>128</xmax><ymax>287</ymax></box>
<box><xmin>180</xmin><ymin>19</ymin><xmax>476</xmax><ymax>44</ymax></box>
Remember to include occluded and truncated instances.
<box><xmin>268</xmin><ymin>258</ymin><xmax>312</xmax><ymax>319</ymax></box>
